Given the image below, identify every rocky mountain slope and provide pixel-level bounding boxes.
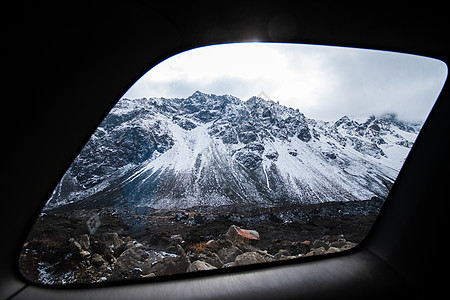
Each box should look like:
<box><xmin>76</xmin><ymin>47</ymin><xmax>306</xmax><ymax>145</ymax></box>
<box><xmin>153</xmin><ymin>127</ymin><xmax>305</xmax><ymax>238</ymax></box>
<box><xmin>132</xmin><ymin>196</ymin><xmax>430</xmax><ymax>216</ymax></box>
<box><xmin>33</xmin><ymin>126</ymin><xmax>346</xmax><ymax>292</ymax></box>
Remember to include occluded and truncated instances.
<box><xmin>45</xmin><ymin>91</ymin><xmax>421</xmax><ymax>211</ymax></box>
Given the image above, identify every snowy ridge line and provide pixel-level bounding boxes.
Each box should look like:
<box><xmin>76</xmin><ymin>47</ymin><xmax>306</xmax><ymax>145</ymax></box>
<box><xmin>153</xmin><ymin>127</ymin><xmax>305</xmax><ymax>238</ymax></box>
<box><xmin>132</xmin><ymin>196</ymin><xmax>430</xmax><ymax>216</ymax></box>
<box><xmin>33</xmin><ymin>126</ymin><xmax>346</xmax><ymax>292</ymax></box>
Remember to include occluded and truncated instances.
<box><xmin>44</xmin><ymin>91</ymin><xmax>421</xmax><ymax>211</ymax></box>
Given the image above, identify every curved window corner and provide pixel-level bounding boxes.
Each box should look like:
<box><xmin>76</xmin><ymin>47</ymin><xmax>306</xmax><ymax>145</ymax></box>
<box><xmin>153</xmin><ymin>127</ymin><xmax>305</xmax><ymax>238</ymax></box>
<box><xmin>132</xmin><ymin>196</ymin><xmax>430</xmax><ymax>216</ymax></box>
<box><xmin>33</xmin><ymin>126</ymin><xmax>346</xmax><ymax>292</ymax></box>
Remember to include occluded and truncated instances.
<box><xmin>19</xmin><ymin>42</ymin><xmax>447</xmax><ymax>285</ymax></box>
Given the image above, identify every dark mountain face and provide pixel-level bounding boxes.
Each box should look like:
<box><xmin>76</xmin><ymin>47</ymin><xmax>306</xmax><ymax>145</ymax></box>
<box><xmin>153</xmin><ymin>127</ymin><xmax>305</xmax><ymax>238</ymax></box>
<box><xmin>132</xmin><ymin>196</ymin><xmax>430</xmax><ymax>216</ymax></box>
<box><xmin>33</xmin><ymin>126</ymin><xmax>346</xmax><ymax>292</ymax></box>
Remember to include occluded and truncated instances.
<box><xmin>45</xmin><ymin>91</ymin><xmax>420</xmax><ymax>211</ymax></box>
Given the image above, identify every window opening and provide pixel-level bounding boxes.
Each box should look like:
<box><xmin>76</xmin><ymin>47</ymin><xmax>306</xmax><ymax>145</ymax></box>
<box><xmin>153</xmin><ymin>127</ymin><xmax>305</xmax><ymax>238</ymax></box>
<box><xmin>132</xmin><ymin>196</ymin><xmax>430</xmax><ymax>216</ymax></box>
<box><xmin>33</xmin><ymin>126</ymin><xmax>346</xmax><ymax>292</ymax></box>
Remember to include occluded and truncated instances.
<box><xmin>19</xmin><ymin>42</ymin><xmax>448</xmax><ymax>285</ymax></box>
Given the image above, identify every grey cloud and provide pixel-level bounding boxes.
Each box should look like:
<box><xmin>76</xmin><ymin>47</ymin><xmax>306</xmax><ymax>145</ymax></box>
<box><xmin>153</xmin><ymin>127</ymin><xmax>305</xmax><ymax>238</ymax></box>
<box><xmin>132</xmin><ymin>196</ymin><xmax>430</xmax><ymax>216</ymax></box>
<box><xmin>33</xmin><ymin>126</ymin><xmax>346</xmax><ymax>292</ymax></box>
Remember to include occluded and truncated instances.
<box><xmin>123</xmin><ymin>43</ymin><xmax>447</xmax><ymax>123</ymax></box>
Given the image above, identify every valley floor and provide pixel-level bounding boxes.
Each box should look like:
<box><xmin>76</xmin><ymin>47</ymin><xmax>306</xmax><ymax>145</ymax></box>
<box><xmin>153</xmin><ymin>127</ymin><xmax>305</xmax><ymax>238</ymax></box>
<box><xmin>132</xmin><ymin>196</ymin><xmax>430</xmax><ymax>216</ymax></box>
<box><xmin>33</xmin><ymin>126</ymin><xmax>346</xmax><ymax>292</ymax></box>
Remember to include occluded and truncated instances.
<box><xmin>19</xmin><ymin>198</ymin><xmax>384</xmax><ymax>285</ymax></box>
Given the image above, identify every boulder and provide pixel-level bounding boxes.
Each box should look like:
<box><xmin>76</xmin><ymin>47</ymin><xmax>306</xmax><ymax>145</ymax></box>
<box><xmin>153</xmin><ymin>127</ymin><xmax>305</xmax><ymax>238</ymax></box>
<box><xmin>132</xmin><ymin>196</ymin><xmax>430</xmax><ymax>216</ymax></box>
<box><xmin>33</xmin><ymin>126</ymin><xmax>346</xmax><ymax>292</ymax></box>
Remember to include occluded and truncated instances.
<box><xmin>187</xmin><ymin>260</ymin><xmax>217</xmax><ymax>272</ymax></box>
<box><xmin>217</xmin><ymin>245</ymin><xmax>243</xmax><ymax>264</ymax></box>
<box><xmin>150</xmin><ymin>245</ymin><xmax>190</xmax><ymax>276</ymax></box>
<box><xmin>231</xmin><ymin>251</ymin><xmax>270</xmax><ymax>267</ymax></box>
<box><xmin>151</xmin><ymin>255</ymin><xmax>190</xmax><ymax>276</ymax></box>
<box><xmin>226</xmin><ymin>225</ymin><xmax>260</xmax><ymax>244</ymax></box>
<box><xmin>111</xmin><ymin>246</ymin><xmax>161</xmax><ymax>280</ymax></box>
<box><xmin>95</xmin><ymin>232</ymin><xmax>126</xmax><ymax>259</ymax></box>
<box><xmin>188</xmin><ymin>251</ymin><xmax>223</xmax><ymax>268</ymax></box>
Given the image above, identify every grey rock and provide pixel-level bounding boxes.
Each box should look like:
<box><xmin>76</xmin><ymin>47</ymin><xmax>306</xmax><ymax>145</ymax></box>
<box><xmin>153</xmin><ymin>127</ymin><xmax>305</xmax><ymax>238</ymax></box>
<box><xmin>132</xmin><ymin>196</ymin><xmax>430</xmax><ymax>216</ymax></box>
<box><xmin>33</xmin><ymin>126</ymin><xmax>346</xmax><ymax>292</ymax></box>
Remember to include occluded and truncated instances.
<box><xmin>231</xmin><ymin>252</ymin><xmax>270</xmax><ymax>267</ymax></box>
<box><xmin>188</xmin><ymin>251</ymin><xmax>223</xmax><ymax>269</ymax></box>
<box><xmin>91</xmin><ymin>253</ymin><xmax>106</xmax><ymax>268</ymax></box>
<box><xmin>187</xmin><ymin>260</ymin><xmax>217</xmax><ymax>272</ymax></box>
<box><xmin>217</xmin><ymin>245</ymin><xmax>243</xmax><ymax>264</ymax></box>
<box><xmin>111</xmin><ymin>246</ymin><xmax>161</xmax><ymax>280</ymax></box>
<box><xmin>80</xmin><ymin>234</ymin><xmax>90</xmax><ymax>251</ymax></box>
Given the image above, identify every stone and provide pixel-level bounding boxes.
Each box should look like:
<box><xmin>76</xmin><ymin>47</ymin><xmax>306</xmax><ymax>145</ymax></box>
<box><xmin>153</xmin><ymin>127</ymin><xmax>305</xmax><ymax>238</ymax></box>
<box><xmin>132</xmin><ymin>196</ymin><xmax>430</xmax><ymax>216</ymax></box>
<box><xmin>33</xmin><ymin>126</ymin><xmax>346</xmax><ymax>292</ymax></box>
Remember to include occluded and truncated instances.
<box><xmin>231</xmin><ymin>252</ymin><xmax>269</xmax><ymax>267</ymax></box>
<box><xmin>187</xmin><ymin>260</ymin><xmax>217</xmax><ymax>272</ymax></box>
<box><xmin>255</xmin><ymin>249</ymin><xmax>274</xmax><ymax>261</ymax></box>
<box><xmin>151</xmin><ymin>255</ymin><xmax>190</xmax><ymax>276</ymax></box>
<box><xmin>226</xmin><ymin>225</ymin><xmax>260</xmax><ymax>244</ymax></box>
<box><xmin>80</xmin><ymin>234</ymin><xmax>90</xmax><ymax>251</ymax></box>
<box><xmin>340</xmin><ymin>242</ymin><xmax>357</xmax><ymax>251</ymax></box>
<box><xmin>312</xmin><ymin>247</ymin><xmax>327</xmax><ymax>256</ymax></box>
<box><xmin>111</xmin><ymin>246</ymin><xmax>161</xmax><ymax>280</ymax></box>
<box><xmin>217</xmin><ymin>245</ymin><xmax>243</xmax><ymax>264</ymax></box>
<box><xmin>330</xmin><ymin>236</ymin><xmax>347</xmax><ymax>248</ymax></box>
<box><xmin>150</xmin><ymin>245</ymin><xmax>190</xmax><ymax>277</ymax></box>
<box><xmin>273</xmin><ymin>249</ymin><xmax>291</xmax><ymax>260</ymax></box>
<box><xmin>98</xmin><ymin>232</ymin><xmax>125</xmax><ymax>258</ymax></box>
<box><xmin>275</xmin><ymin>254</ymin><xmax>300</xmax><ymax>261</ymax></box>
<box><xmin>312</xmin><ymin>239</ymin><xmax>330</xmax><ymax>251</ymax></box>
<box><xmin>91</xmin><ymin>253</ymin><xmax>106</xmax><ymax>268</ymax></box>
<box><xmin>80</xmin><ymin>250</ymin><xmax>91</xmax><ymax>259</ymax></box>
<box><xmin>286</xmin><ymin>241</ymin><xmax>310</xmax><ymax>255</ymax></box>
<box><xmin>326</xmin><ymin>247</ymin><xmax>341</xmax><ymax>254</ymax></box>
<box><xmin>98</xmin><ymin>264</ymin><xmax>112</xmax><ymax>277</ymax></box>
<box><xmin>189</xmin><ymin>251</ymin><xmax>223</xmax><ymax>268</ymax></box>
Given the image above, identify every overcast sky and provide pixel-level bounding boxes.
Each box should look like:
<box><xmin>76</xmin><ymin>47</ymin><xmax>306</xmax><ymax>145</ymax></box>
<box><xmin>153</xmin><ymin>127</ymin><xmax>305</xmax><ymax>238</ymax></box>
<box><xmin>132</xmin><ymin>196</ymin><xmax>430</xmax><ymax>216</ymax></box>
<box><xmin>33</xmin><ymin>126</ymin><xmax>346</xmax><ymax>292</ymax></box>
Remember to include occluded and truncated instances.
<box><xmin>123</xmin><ymin>42</ymin><xmax>447</xmax><ymax>123</ymax></box>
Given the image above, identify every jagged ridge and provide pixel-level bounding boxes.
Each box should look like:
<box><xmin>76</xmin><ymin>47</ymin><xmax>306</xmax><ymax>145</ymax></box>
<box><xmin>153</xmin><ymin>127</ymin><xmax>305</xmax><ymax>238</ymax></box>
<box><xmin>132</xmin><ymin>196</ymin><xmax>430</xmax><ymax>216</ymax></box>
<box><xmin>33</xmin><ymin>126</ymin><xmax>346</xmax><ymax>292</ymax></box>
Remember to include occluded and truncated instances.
<box><xmin>45</xmin><ymin>91</ymin><xmax>421</xmax><ymax>211</ymax></box>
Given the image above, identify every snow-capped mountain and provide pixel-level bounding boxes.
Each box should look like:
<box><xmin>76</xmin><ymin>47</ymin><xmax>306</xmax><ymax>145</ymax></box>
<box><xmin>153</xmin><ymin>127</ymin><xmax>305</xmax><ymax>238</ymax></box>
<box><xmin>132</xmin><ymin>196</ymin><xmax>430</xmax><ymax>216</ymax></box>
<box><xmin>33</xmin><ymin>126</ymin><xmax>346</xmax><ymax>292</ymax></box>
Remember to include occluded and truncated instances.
<box><xmin>45</xmin><ymin>91</ymin><xmax>421</xmax><ymax>211</ymax></box>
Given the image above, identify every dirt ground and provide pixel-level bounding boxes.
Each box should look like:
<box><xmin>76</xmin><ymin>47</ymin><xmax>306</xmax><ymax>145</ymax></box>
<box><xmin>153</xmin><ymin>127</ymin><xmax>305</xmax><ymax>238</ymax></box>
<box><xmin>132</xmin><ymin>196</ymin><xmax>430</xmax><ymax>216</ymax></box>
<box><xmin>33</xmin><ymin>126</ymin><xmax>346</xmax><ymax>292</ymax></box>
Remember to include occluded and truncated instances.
<box><xmin>19</xmin><ymin>199</ymin><xmax>382</xmax><ymax>284</ymax></box>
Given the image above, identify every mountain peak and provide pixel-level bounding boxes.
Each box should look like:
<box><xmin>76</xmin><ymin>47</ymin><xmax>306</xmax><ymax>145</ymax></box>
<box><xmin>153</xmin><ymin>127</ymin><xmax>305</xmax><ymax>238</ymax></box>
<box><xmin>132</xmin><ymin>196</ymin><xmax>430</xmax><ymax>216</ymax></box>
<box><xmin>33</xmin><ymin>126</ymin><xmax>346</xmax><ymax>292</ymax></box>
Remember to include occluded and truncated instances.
<box><xmin>45</xmin><ymin>92</ymin><xmax>420</xmax><ymax>211</ymax></box>
<box><xmin>257</xmin><ymin>91</ymin><xmax>272</xmax><ymax>101</ymax></box>
<box><xmin>379</xmin><ymin>112</ymin><xmax>398</xmax><ymax>122</ymax></box>
<box><xmin>334</xmin><ymin>115</ymin><xmax>351</xmax><ymax>127</ymax></box>
<box><xmin>191</xmin><ymin>90</ymin><xmax>206</xmax><ymax>97</ymax></box>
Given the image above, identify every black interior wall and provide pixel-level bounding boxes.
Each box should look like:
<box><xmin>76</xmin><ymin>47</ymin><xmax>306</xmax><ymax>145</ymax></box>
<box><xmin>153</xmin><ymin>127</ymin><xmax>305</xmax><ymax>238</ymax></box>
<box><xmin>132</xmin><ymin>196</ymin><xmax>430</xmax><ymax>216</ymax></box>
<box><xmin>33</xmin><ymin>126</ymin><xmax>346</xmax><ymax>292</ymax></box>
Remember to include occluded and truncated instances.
<box><xmin>3</xmin><ymin>2</ymin><xmax>449</xmax><ymax>299</ymax></box>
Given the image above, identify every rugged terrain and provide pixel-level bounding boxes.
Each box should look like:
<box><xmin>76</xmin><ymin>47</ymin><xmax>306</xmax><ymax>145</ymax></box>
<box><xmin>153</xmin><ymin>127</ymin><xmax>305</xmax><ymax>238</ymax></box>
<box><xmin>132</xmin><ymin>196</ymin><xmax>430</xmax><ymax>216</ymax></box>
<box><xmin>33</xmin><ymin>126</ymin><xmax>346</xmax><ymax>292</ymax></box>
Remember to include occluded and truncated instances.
<box><xmin>20</xmin><ymin>92</ymin><xmax>421</xmax><ymax>284</ymax></box>
<box><xmin>20</xmin><ymin>198</ymin><xmax>383</xmax><ymax>284</ymax></box>
<box><xmin>45</xmin><ymin>91</ymin><xmax>419</xmax><ymax>211</ymax></box>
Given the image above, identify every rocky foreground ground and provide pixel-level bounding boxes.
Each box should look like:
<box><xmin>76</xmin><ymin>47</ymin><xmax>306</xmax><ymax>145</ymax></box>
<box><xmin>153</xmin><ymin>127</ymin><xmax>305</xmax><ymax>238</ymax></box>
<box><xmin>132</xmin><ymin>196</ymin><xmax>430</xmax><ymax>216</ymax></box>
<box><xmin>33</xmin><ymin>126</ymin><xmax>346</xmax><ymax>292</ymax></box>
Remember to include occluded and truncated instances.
<box><xmin>19</xmin><ymin>198</ymin><xmax>383</xmax><ymax>285</ymax></box>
